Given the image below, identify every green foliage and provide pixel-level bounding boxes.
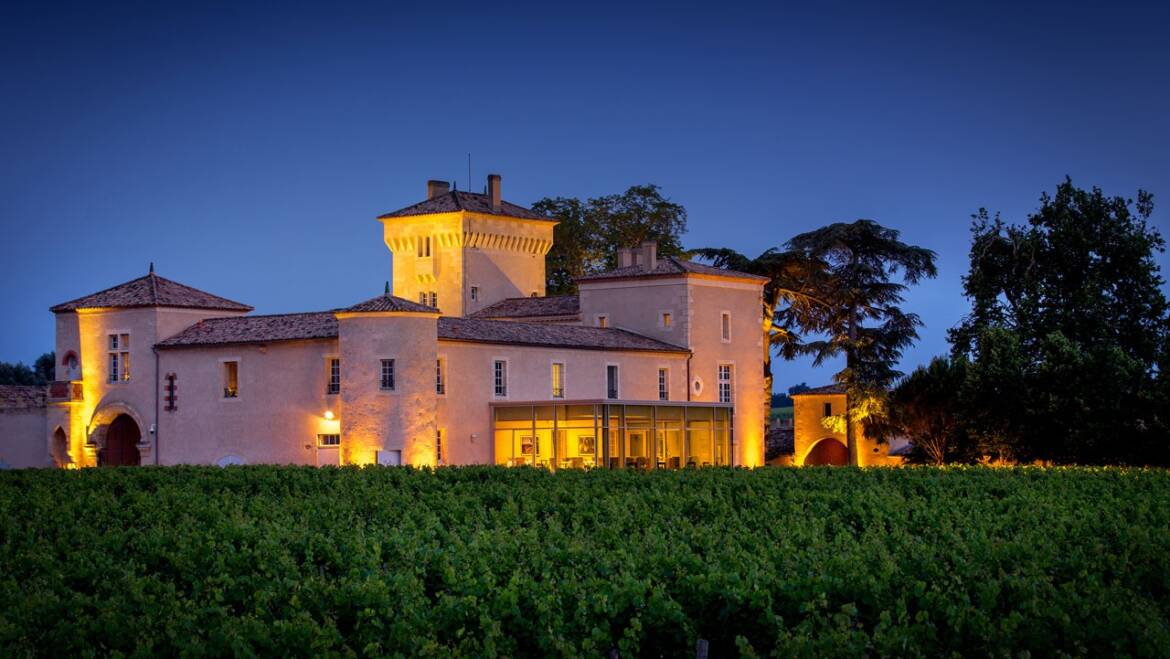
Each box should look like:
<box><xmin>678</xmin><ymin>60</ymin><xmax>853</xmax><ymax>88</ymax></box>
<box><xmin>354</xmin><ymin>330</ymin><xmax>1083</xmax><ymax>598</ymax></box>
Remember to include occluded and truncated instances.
<box><xmin>2</xmin><ymin>466</ymin><xmax>1169</xmax><ymax>657</ymax></box>
<box><xmin>532</xmin><ymin>185</ymin><xmax>687</xmax><ymax>295</ymax></box>
<box><xmin>0</xmin><ymin>352</ymin><xmax>54</xmax><ymax>386</ymax></box>
<box><xmin>950</xmin><ymin>179</ymin><xmax>1169</xmax><ymax>465</ymax></box>
<box><xmin>869</xmin><ymin>356</ymin><xmax>979</xmax><ymax>465</ymax></box>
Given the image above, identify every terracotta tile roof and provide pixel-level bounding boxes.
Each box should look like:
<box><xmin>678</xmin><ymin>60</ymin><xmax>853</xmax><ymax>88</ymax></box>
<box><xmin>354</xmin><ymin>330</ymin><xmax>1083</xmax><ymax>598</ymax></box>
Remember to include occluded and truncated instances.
<box><xmin>341</xmin><ymin>294</ymin><xmax>437</xmax><ymax>314</ymax></box>
<box><xmin>0</xmin><ymin>385</ymin><xmax>47</xmax><ymax>411</ymax></box>
<box><xmin>790</xmin><ymin>383</ymin><xmax>846</xmax><ymax>396</ymax></box>
<box><xmin>156</xmin><ymin>312</ymin><xmax>338</xmax><ymax>348</ymax></box>
<box><xmin>377</xmin><ymin>190</ymin><xmax>553</xmax><ymax>221</ymax></box>
<box><xmin>51</xmin><ymin>272</ymin><xmax>252</xmax><ymax>313</ymax></box>
<box><xmin>576</xmin><ymin>256</ymin><xmax>769</xmax><ymax>283</ymax></box>
<box><xmin>438</xmin><ymin>317</ymin><xmax>688</xmax><ymax>353</ymax></box>
<box><xmin>467</xmin><ymin>295</ymin><xmax>580</xmax><ymax>319</ymax></box>
<box><xmin>156</xmin><ymin>310</ymin><xmax>687</xmax><ymax>353</ymax></box>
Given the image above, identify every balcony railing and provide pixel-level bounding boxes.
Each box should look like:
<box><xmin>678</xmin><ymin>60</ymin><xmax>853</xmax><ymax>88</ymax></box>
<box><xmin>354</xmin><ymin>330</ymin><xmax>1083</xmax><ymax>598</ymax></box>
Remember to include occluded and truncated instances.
<box><xmin>47</xmin><ymin>381</ymin><xmax>83</xmax><ymax>403</ymax></box>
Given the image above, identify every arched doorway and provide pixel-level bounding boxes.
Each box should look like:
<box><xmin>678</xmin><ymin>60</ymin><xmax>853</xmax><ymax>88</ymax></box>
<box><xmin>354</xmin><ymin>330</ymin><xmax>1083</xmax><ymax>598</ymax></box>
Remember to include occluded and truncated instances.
<box><xmin>804</xmin><ymin>438</ymin><xmax>849</xmax><ymax>466</ymax></box>
<box><xmin>101</xmin><ymin>414</ymin><xmax>141</xmax><ymax>466</ymax></box>
<box><xmin>51</xmin><ymin>427</ymin><xmax>70</xmax><ymax>468</ymax></box>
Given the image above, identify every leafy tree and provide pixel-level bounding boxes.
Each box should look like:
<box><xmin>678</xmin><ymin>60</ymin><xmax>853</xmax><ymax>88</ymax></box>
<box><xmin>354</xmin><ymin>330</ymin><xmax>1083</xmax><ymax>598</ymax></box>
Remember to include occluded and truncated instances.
<box><xmin>787</xmin><ymin>220</ymin><xmax>938</xmax><ymax>465</ymax></box>
<box><xmin>951</xmin><ymin>179</ymin><xmax>1169</xmax><ymax>465</ymax></box>
<box><xmin>0</xmin><ymin>352</ymin><xmax>55</xmax><ymax>386</ymax></box>
<box><xmin>868</xmin><ymin>356</ymin><xmax>977</xmax><ymax>464</ymax></box>
<box><xmin>533</xmin><ymin>185</ymin><xmax>687</xmax><ymax>294</ymax></box>
<box><xmin>787</xmin><ymin>382</ymin><xmax>811</xmax><ymax>395</ymax></box>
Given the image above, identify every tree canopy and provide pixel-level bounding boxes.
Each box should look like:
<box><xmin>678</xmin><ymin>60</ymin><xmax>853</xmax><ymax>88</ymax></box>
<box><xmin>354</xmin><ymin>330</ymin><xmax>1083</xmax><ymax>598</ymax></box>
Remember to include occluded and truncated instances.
<box><xmin>0</xmin><ymin>352</ymin><xmax>55</xmax><ymax>386</ymax></box>
<box><xmin>533</xmin><ymin>185</ymin><xmax>687</xmax><ymax>294</ymax></box>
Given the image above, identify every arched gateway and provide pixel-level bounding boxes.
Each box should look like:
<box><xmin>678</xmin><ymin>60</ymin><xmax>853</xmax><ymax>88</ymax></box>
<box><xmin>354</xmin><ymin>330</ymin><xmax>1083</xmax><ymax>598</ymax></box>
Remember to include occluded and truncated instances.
<box><xmin>804</xmin><ymin>438</ymin><xmax>849</xmax><ymax>466</ymax></box>
<box><xmin>101</xmin><ymin>414</ymin><xmax>141</xmax><ymax>466</ymax></box>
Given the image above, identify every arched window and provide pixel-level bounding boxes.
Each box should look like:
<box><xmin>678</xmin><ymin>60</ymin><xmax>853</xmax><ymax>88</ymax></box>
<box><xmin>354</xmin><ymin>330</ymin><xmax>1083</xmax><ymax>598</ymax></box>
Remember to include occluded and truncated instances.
<box><xmin>61</xmin><ymin>351</ymin><xmax>80</xmax><ymax>380</ymax></box>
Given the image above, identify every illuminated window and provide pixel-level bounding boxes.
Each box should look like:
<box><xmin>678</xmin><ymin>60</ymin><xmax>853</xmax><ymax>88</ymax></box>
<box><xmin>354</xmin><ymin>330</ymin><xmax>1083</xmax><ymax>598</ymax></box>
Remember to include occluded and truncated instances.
<box><xmin>107</xmin><ymin>333</ymin><xmax>130</xmax><ymax>382</ymax></box>
<box><xmin>493</xmin><ymin>360</ymin><xmax>507</xmax><ymax>397</ymax></box>
<box><xmin>223</xmin><ymin>361</ymin><xmax>239</xmax><ymax>398</ymax></box>
<box><xmin>661</xmin><ymin>311</ymin><xmax>672</xmax><ymax>329</ymax></box>
<box><xmin>721</xmin><ymin>312</ymin><xmax>731</xmax><ymax>342</ymax></box>
<box><xmin>419</xmin><ymin>292</ymin><xmax>427</xmax><ymax>305</ymax></box>
<box><xmin>658</xmin><ymin>368</ymin><xmax>669</xmax><ymax>401</ymax></box>
<box><xmin>718</xmin><ymin>364</ymin><xmax>733</xmax><ymax>403</ymax></box>
<box><xmin>429</xmin><ymin>291</ymin><xmax>438</xmax><ymax>308</ymax></box>
<box><xmin>595</xmin><ymin>314</ymin><xmax>609</xmax><ymax>328</ymax></box>
<box><xmin>551</xmin><ymin>362</ymin><xmax>565</xmax><ymax>399</ymax></box>
<box><xmin>606</xmin><ymin>365</ymin><xmax>619</xmax><ymax>399</ymax></box>
<box><xmin>317</xmin><ymin>434</ymin><xmax>340</xmax><ymax>447</ymax></box>
<box><xmin>436</xmin><ymin>358</ymin><xmax>445</xmax><ymax>395</ymax></box>
<box><xmin>327</xmin><ymin>358</ymin><xmax>340</xmax><ymax>395</ymax></box>
<box><xmin>380</xmin><ymin>359</ymin><xmax>395</xmax><ymax>391</ymax></box>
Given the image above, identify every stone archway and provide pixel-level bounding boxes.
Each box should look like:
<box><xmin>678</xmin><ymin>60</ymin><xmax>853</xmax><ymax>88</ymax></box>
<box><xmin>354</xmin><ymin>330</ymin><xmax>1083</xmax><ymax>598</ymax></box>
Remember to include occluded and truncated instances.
<box><xmin>51</xmin><ymin>427</ymin><xmax>70</xmax><ymax>468</ymax></box>
<box><xmin>100</xmin><ymin>414</ymin><xmax>141</xmax><ymax>466</ymax></box>
<box><xmin>804</xmin><ymin>438</ymin><xmax>849</xmax><ymax>466</ymax></box>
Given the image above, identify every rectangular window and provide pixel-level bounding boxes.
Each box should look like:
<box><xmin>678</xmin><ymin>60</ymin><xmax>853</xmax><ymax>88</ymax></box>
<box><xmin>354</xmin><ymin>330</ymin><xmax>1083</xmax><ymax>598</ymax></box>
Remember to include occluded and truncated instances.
<box><xmin>419</xmin><ymin>292</ymin><xmax>427</xmax><ymax>305</ymax></box>
<box><xmin>381</xmin><ymin>359</ymin><xmax>395</xmax><ymax>391</ymax></box>
<box><xmin>327</xmin><ymin>358</ymin><xmax>340</xmax><ymax>394</ymax></box>
<box><xmin>658</xmin><ymin>368</ymin><xmax>669</xmax><ymax>401</ymax></box>
<box><xmin>823</xmin><ymin>402</ymin><xmax>833</xmax><ymax>418</ymax></box>
<box><xmin>317</xmin><ymin>434</ymin><xmax>340</xmax><ymax>447</ymax></box>
<box><xmin>436</xmin><ymin>428</ymin><xmax>444</xmax><ymax>464</ymax></box>
<box><xmin>436</xmin><ymin>358</ymin><xmax>445</xmax><ymax>395</ymax></box>
<box><xmin>595</xmin><ymin>314</ymin><xmax>609</xmax><ymax>328</ymax></box>
<box><xmin>470</xmin><ymin>286</ymin><xmax>479</xmax><ymax>302</ymax></box>
<box><xmin>551</xmin><ymin>362</ymin><xmax>565</xmax><ymax>399</ymax></box>
<box><xmin>661</xmin><ymin>312</ymin><xmax>672</xmax><ymax>329</ymax></box>
<box><xmin>606</xmin><ymin>364</ymin><xmax>619</xmax><ymax>399</ymax></box>
<box><xmin>416</xmin><ymin>236</ymin><xmax>432</xmax><ymax>257</ymax></box>
<box><xmin>223</xmin><ymin>361</ymin><xmax>239</xmax><ymax>398</ymax></box>
<box><xmin>721</xmin><ymin>312</ymin><xmax>731</xmax><ymax>342</ymax></box>
<box><xmin>718</xmin><ymin>364</ymin><xmax>733</xmax><ymax>403</ymax></box>
<box><xmin>493</xmin><ymin>360</ymin><xmax>507</xmax><ymax>397</ymax></box>
<box><xmin>107</xmin><ymin>334</ymin><xmax>130</xmax><ymax>382</ymax></box>
<box><xmin>429</xmin><ymin>291</ymin><xmax>438</xmax><ymax>308</ymax></box>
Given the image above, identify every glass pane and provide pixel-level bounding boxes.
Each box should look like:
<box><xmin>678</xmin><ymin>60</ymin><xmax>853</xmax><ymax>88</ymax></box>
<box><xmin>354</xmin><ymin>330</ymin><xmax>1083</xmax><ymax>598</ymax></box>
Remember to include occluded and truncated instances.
<box><xmin>495</xmin><ymin>406</ymin><xmax>532</xmax><ymax>423</ymax></box>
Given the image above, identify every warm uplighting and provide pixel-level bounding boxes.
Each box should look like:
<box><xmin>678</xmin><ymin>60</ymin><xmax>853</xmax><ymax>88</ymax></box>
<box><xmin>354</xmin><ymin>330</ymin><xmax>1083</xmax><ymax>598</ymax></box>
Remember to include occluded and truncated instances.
<box><xmin>323</xmin><ymin>410</ymin><xmax>335</xmax><ymax>420</ymax></box>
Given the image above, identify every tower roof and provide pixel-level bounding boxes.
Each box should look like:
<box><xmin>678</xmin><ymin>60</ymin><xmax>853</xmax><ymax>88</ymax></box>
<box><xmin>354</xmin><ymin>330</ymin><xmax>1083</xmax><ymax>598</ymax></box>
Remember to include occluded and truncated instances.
<box><xmin>339</xmin><ymin>293</ymin><xmax>438</xmax><ymax>314</ymax></box>
<box><xmin>50</xmin><ymin>270</ymin><xmax>252</xmax><ymax>313</ymax></box>
<box><xmin>377</xmin><ymin>190</ymin><xmax>553</xmax><ymax>222</ymax></box>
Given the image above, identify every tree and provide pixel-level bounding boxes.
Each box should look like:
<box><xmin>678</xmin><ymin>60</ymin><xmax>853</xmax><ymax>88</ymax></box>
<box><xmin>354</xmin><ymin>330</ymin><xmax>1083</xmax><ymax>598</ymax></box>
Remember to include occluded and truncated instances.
<box><xmin>868</xmin><ymin>356</ymin><xmax>976</xmax><ymax>464</ymax></box>
<box><xmin>0</xmin><ymin>352</ymin><xmax>55</xmax><ymax>386</ymax></box>
<box><xmin>533</xmin><ymin>185</ymin><xmax>688</xmax><ymax>294</ymax></box>
<box><xmin>786</xmin><ymin>220</ymin><xmax>938</xmax><ymax>465</ymax></box>
<box><xmin>951</xmin><ymin>179</ymin><xmax>1169</xmax><ymax>465</ymax></box>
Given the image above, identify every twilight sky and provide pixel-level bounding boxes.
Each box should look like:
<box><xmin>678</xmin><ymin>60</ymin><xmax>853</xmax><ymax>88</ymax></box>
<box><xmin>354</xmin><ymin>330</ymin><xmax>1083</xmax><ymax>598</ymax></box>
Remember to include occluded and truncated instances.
<box><xmin>1</xmin><ymin>1</ymin><xmax>1167</xmax><ymax>391</ymax></box>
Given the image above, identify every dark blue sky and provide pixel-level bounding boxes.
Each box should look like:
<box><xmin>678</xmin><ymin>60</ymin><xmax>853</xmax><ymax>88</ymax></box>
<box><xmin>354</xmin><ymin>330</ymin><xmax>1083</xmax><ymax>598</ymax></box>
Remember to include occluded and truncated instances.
<box><xmin>2</xmin><ymin>1</ymin><xmax>1167</xmax><ymax>391</ymax></box>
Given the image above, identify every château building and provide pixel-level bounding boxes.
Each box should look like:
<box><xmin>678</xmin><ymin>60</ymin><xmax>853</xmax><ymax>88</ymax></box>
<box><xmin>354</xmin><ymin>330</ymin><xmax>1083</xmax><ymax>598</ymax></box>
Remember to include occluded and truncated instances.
<box><xmin>0</xmin><ymin>176</ymin><xmax>768</xmax><ymax>469</ymax></box>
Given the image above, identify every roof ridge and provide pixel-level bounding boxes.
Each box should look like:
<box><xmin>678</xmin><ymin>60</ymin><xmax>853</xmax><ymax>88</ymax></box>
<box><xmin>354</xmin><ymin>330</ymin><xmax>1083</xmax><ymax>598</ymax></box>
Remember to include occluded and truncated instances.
<box><xmin>148</xmin><ymin>272</ymin><xmax>159</xmax><ymax>305</ymax></box>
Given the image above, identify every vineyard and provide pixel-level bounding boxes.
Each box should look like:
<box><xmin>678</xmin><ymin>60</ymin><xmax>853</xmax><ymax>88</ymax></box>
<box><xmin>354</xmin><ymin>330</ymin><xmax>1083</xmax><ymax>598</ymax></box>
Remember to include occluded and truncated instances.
<box><xmin>1</xmin><ymin>466</ymin><xmax>1168</xmax><ymax>657</ymax></box>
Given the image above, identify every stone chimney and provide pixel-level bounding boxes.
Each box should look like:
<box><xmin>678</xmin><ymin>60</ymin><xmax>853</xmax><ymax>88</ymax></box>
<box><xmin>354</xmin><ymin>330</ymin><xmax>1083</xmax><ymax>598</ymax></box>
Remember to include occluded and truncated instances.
<box><xmin>618</xmin><ymin>247</ymin><xmax>634</xmax><ymax>268</ymax></box>
<box><xmin>427</xmin><ymin>180</ymin><xmax>450</xmax><ymax>199</ymax></box>
<box><xmin>640</xmin><ymin>241</ymin><xmax>657</xmax><ymax>271</ymax></box>
<box><xmin>487</xmin><ymin>174</ymin><xmax>501</xmax><ymax>211</ymax></box>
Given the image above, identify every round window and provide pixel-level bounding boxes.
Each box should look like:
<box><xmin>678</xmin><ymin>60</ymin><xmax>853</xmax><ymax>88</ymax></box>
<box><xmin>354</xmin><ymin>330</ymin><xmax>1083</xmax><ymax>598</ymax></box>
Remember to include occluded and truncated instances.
<box><xmin>692</xmin><ymin>377</ymin><xmax>704</xmax><ymax>395</ymax></box>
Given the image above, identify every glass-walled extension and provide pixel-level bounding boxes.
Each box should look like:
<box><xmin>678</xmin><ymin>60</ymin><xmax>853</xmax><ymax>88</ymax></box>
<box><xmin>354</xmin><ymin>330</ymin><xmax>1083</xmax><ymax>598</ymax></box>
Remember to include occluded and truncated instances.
<box><xmin>492</xmin><ymin>402</ymin><xmax>733</xmax><ymax>469</ymax></box>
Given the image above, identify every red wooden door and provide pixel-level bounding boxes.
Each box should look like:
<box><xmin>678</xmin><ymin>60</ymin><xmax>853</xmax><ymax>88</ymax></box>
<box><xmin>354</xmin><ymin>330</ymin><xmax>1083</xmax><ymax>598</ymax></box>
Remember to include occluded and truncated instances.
<box><xmin>102</xmin><ymin>414</ymin><xmax>141</xmax><ymax>466</ymax></box>
<box><xmin>805</xmin><ymin>438</ymin><xmax>848</xmax><ymax>466</ymax></box>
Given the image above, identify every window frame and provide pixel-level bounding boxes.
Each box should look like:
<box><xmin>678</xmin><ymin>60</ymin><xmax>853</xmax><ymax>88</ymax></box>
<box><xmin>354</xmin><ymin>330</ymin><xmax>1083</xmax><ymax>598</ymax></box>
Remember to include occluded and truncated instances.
<box><xmin>658</xmin><ymin>367</ymin><xmax>670</xmax><ymax>401</ymax></box>
<box><xmin>823</xmin><ymin>401</ymin><xmax>833</xmax><ymax>418</ymax></box>
<box><xmin>718</xmin><ymin>362</ymin><xmax>734</xmax><ymax>404</ymax></box>
<box><xmin>220</xmin><ymin>358</ymin><xmax>240</xmax><ymax>400</ymax></box>
<box><xmin>659</xmin><ymin>310</ymin><xmax>673</xmax><ymax>330</ymax></box>
<box><xmin>720</xmin><ymin>311</ymin><xmax>732</xmax><ymax>343</ymax></box>
<box><xmin>594</xmin><ymin>314</ymin><xmax>609</xmax><ymax>328</ymax></box>
<box><xmin>551</xmin><ymin>361</ymin><xmax>565</xmax><ymax>399</ymax></box>
<box><xmin>380</xmin><ymin>358</ymin><xmax>396</xmax><ymax>392</ymax></box>
<box><xmin>106</xmin><ymin>330</ymin><xmax>131</xmax><ymax>383</ymax></box>
<box><xmin>317</xmin><ymin>433</ymin><xmax>341</xmax><ymax>447</ymax></box>
<box><xmin>326</xmin><ymin>357</ymin><xmax>341</xmax><ymax>395</ymax></box>
<box><xmin>606</xmin><ymin>363</ymin><xmax>620</xmax><ymax>400</ymax></box>
<box><xmin>436</xmin><ymin>356</ymin><xmax>446</xmax><ymax>396</ymax></box>
<box><xmin>493</xmin><ymin>358</ymin><xmax>509</xmax><ymax>398</ymax></box>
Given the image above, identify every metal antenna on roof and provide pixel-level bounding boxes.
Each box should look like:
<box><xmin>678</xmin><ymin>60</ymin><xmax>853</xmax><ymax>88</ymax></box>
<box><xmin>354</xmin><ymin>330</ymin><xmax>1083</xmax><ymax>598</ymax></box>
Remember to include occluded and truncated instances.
<box><xmin>384</xmin><ymin>281</ymin><xmax>390</xmax><ymax>295</ymax></box>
